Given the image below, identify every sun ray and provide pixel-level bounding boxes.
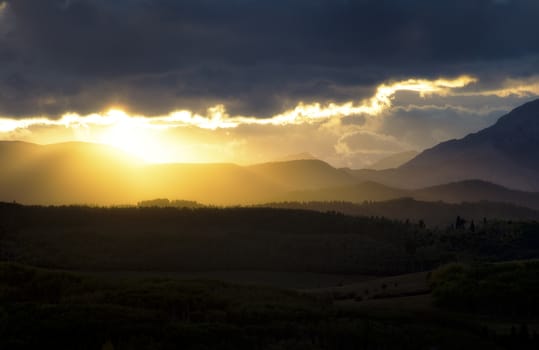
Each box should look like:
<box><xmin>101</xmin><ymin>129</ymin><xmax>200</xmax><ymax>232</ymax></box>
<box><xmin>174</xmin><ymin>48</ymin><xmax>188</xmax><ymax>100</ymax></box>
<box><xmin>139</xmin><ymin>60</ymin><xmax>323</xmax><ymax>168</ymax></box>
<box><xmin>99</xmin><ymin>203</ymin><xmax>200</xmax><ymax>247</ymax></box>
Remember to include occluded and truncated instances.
<box><xmin>0</xmin><ymin>75</ymin><xmax>482</xmax><ymax>163</ymax></box>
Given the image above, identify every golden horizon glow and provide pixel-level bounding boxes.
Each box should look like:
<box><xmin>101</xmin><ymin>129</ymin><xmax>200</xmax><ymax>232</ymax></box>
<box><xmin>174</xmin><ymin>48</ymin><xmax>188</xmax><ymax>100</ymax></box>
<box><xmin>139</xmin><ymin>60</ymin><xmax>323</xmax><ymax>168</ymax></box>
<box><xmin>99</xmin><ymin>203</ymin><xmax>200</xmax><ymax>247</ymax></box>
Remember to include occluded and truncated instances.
<box><xmin>0</xmin><ymin>74</ymin><xmax>520</xmax><ymax>164</ymax></box>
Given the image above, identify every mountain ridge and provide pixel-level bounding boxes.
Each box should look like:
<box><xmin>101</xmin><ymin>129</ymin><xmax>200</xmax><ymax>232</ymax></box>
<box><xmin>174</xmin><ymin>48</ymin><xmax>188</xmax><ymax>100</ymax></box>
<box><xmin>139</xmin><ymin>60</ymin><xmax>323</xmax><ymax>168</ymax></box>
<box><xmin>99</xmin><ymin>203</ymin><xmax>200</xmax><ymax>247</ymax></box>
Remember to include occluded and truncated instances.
<box><xmin>348</xmin><ymin>99</ymin><xmax>539</xmax><ymax>191</ymax></box>
<box><xmin>283</xmin><ymin>178</ymin><xmax>539</xmax><ymax>210</ymax></box>
<box><xmin>3</xmin><ymin>97</ymin><xmax>539</xmax><ymax>209</ymax></box>
<box><xmin>0</xmin><ymin>141</ymin><xmax>355</xmax><ymax>205</ymax></box>
<box><xmin>367</xmin><ymin>150</ymin><xmax>419</xmax><ymax>170</ymax></box>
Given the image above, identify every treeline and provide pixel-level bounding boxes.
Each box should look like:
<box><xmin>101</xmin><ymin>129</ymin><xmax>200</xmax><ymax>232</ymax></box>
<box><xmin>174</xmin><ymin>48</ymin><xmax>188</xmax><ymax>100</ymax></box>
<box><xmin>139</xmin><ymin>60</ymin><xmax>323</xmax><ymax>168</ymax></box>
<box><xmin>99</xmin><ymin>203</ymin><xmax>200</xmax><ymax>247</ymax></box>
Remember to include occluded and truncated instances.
<box><xmin>137</xmin><ymin>198</ymin><xmax>205</xmax><ymax>208</ymax></box>
<box><xmin>1</xmin><ymin>203</ymin><xmax>539</xmax><ymax>275</ymax></box>
<box><xmin>258</xmin><ymin>198</ymin><xmax>539</xmax><ymax>227</ymax></box>
<box><xmin>0</xmin><ymin>203</ymin><xmax>423</xmax><ymax>274</ymax></box>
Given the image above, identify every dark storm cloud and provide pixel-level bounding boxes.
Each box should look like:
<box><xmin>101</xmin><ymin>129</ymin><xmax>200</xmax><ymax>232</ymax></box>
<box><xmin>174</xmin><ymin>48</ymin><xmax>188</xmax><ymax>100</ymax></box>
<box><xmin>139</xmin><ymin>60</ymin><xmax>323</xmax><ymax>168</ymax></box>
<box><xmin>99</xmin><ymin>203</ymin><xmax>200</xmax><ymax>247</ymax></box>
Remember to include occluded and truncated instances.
<box><xmin>1</xmin><ymin>0</ymin><xmax>539</xmax><ymax>117</ymax></box>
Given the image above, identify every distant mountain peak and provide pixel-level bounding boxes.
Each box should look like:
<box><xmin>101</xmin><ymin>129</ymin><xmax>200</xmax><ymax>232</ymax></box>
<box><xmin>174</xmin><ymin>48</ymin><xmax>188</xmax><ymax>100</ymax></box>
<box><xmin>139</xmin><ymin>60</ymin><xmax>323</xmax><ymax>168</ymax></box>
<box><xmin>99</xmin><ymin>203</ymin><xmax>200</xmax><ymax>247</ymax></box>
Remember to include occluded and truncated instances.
<box><xmin>495</xmin><ymin>98</ymin><xmax>539</xmax><ymax>126</ymax></box>
<box><xmin>367</xmin><ymin>150</ymin><xmax>418</xmax><ymax>170</ymax></box>
<box><xmin>275</xmin><ymin>152</ymin><xmax>317</xmax><ymax>162</ymax></box>
<box><xmin>347</xmin><ymin>98</ymin><xmax>539</xmax><ymax>191</ymax></box>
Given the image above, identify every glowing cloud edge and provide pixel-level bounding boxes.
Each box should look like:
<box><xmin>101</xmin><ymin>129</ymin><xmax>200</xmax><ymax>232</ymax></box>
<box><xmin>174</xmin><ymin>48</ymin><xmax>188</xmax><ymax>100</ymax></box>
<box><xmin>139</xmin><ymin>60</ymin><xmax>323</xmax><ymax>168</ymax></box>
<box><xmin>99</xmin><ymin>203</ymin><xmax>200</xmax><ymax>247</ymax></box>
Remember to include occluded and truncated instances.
<box><xmin>0</xmin><ymin>75</ymin><xmax>478</xmax><ymax>133</ymax></box>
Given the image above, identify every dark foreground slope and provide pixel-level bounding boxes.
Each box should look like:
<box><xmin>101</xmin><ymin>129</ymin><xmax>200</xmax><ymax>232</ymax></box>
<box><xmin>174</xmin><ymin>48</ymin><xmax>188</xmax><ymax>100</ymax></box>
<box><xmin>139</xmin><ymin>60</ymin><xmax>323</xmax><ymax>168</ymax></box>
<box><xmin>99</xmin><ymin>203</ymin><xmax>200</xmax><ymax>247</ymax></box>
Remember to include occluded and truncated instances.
<box><xmin>2</xmin><ymin>205</ymin><xmax>539</xmax><ymax>349</ymax></box>
<box><xmin>1</xmin><ymin>262</ymin><xmax>513</xmax><ymax>350</ymax></box>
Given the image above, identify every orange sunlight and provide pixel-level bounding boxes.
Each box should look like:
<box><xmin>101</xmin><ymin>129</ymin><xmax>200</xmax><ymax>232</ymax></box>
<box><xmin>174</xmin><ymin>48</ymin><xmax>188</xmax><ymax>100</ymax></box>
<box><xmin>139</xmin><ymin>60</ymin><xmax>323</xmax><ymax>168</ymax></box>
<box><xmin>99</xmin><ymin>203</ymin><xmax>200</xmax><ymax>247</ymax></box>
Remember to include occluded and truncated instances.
<box><xmin>0</xmin><ymin>74</ymin><xmax>515</xmax><ymax>165</ymax></box>
<box><xmin>96</xmin><ymin>109</ymin><xmax>178</xmax><ymax>163</ymax></box>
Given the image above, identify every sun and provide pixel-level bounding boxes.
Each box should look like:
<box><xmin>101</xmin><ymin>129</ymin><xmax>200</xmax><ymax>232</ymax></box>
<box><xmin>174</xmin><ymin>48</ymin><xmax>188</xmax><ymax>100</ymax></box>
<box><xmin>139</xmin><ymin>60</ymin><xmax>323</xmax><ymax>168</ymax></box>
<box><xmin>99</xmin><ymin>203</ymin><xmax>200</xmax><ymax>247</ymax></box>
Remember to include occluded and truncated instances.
<box><xmin>98</xmin><ymin>109</ymin><xmax>175</xmax><ymax>163</ymax></box>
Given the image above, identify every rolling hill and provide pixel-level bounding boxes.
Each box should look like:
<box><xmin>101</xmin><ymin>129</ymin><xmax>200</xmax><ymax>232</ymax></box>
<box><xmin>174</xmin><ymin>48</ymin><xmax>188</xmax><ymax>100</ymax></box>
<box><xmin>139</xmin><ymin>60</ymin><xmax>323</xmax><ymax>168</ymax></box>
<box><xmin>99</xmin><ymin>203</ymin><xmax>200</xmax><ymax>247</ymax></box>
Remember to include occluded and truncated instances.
<box><xmin>247</xmin><ymin>159</ymin><xmax>357</xmax><ymax>190</ymax></box>
<box><xmin>283</xmin><ymin>179</ymin><xmax>539</xmax><ymax>211</ymax></box>
<box><xmin>0</xmin><ymin>141</ymin><xmax>355</xmax><ymax>205</ymax></box>
<box><xmin>284</xmin><ymin>181</ymin><xmax>407</xmax><ymax>202</ymax></box>
<box><xmin>0</xmin><ymin>141</ymin><xmax>144</xmax><ymax>204</ymax></box>
<box><xmin>414</xmin><ymin>180</ymin><xmax>539</xmax><ymax>209</ymax></box>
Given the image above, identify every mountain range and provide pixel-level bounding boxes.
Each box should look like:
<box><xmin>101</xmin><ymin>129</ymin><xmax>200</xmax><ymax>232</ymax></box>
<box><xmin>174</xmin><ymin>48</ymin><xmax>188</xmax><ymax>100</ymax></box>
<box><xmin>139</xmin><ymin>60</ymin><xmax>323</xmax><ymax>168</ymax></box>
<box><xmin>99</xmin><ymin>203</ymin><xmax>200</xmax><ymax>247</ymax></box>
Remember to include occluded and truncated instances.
<box><xmin>349</xmin><ymin>98</ymin><xmax>539</xmax><ymax>191</ymax></box>
<box><xmin>284</xmin><ymin>179</ymin><xmax>539</xmax><ymax>211</ymax></box>
<box><xmin>0</xmin><ymin>141</ymin><xmax>356</xmax><ymax>205</ymax></box>
<box><xmin>1</xmin><ymin>98</ymin><xmax>539</xmax><ymax>207</ymax></box>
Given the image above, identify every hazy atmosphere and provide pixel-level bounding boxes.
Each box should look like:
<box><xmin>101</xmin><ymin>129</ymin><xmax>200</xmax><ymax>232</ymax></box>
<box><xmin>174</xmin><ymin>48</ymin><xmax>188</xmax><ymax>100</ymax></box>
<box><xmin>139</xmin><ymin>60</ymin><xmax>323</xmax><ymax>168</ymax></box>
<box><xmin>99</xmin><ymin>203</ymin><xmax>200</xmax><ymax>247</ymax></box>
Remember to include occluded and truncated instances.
<box><xmin>2</xmin><ymin>1</ymin><xmax>539</xmax><ymax>349</ymax></box>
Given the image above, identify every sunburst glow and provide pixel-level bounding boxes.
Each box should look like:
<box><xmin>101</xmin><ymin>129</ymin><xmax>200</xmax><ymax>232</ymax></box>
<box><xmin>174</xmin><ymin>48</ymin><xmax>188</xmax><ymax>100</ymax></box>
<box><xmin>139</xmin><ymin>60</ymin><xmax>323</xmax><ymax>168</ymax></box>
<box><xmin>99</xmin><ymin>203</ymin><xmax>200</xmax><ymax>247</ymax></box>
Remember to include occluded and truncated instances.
<box><xmin>0</xmin><ymin>74</ymin><xmax>524</xmax><ymax>164</ymax></box>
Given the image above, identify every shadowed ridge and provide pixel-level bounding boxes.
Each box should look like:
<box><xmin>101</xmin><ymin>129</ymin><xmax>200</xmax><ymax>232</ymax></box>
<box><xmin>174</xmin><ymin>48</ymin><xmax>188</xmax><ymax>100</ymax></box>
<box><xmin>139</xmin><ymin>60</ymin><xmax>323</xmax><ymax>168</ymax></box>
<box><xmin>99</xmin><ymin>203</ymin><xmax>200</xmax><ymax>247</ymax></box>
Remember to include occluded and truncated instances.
<box><xmin>247</xmin><ymin>159</ymin><xmax>357</xmax><ymax>190</ymax></box>
<box><xmin>40</xmin><ymin>141</ymin><xmax>145</xmax><ymax>166</ymax></box>
<box><xmin>0</xmin><ymin>141</ymin><xmax>146</xmax><ymax>205</ymax></box>
<box><xmin>413</xmin><ymin>179</ymin><xmax>539</xmax><ymax>209</ymax></box>
<box><xmin>284</xmin><ymin>180</ymin><xmax>407</xmax><ymax>202</ymax></box>
<box><xmin>279</xmin><ymin>178</ymin><xmax>539</xmax><ymax>210</ymax></box>
<box><xmin>275</xmin><ymin>152</ymin><xmax>317</xmax><ymax>162</ymax></box>
<box><xmin>403</xmin><ymin>98</ymin><xmax>539</xmax><ymax>171</ymax></box>
<box><xmin>368</xmin><ymin>150</ymin><xmax>418</xmax><ymax>170</ymax></box>
<box><xmin>346</xmin><ymin>99</ymin><xmax>539</xmax><ymax>191</ymax></box>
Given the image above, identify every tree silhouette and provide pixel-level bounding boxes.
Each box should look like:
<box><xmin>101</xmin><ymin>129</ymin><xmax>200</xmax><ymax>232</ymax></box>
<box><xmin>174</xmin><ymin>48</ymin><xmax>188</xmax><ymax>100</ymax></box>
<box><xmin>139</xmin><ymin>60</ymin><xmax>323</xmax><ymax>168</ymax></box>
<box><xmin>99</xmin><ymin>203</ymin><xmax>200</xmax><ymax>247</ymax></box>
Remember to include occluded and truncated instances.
<box><xmin>455</xmin><ymin>216</ymin><xmax>466</xmax><ymax>230</ymax></box>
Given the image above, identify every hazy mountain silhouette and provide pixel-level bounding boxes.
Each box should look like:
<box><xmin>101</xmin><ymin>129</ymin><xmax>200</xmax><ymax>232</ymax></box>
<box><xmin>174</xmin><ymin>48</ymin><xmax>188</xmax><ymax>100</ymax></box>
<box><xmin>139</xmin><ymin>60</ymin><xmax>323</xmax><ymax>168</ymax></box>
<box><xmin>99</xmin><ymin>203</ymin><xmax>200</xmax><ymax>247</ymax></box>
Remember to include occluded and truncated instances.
<box><xmin>247</xmin><ymin>159</ymin><xmax>357</xmax><ymax>190</ymax></box>
<box><xmin>274</xmin><ymin>152</ymin><xmax>317</xmax><ymax>162</ymax></box>
<box><xmin>4</xmin><ymin>105</ymin><xmax>539</xmax><ymax>209</ymax></box>
<box><xmin>0</xmin><ymin>142</ymin><xmax>354</xmax><ymax>205</ymax></box>
<box><xmin>284</xmin><ymin>179</ymin><xmax>539</xmax><ymax>210</ymax></box>
<box><xmin>140</xmin><ymin>163</ymin><xmax>282</xmax><ymax>204</ymax></box>
<box><xmin>285</xmin><ymin>181</ymin><xmax>407</xmax><ymax>202</ymax></box>
<box><xmin>0</xmin><ymin>141</ymin><xmax>143</xmax><ymax>204</ymax></box>
<box><xmin>0</xmin><ymin>141</ymin><xmax>291</xmax><ymax>205</ymax></box>
<box><xmin>348</xmin><ymin>99</ymin><xmax>539</xmax><ymax>191</ymax></box>
<box><xmin>413</xmin><ymin>180</ymin><xmax>539</xmax><ymax>209</ymax></box>
<box><xmin>367</xmin><ymin>150</ymin><xmax>418</xmax><ymax>170</ymax></box>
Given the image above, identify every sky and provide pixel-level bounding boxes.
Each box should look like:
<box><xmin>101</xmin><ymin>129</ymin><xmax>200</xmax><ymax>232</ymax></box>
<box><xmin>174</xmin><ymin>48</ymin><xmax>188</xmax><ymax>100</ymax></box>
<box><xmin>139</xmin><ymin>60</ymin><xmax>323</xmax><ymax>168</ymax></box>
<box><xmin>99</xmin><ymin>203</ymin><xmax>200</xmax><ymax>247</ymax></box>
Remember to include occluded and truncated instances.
<box><xmin>0</xmin><ymin>0</ymin><xmax>539</xmax><ymax>167</ymax></box>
